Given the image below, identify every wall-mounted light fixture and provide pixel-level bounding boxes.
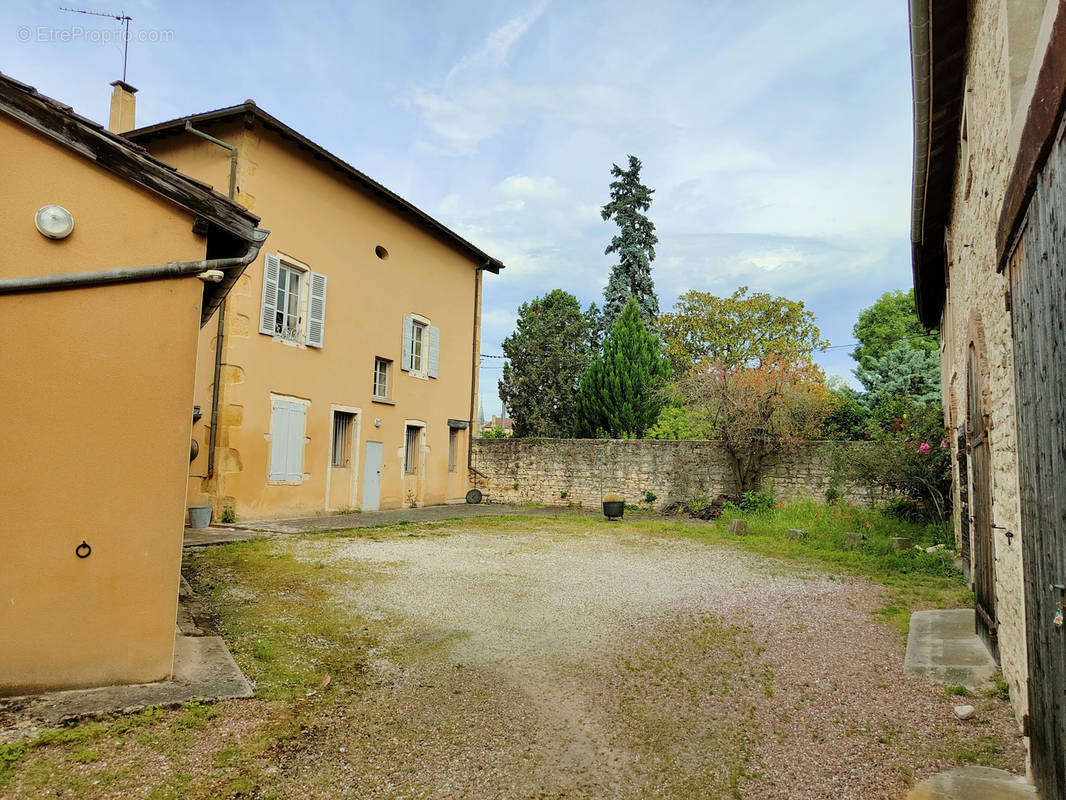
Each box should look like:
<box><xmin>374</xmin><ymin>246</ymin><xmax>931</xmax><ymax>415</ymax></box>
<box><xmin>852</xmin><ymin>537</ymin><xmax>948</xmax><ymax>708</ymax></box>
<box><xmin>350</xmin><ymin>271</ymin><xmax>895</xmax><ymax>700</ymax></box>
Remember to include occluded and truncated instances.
<box><xmin>34</xmin><ymin>205</ymin><xmax>75</xmax><ymax>239</ymax></box>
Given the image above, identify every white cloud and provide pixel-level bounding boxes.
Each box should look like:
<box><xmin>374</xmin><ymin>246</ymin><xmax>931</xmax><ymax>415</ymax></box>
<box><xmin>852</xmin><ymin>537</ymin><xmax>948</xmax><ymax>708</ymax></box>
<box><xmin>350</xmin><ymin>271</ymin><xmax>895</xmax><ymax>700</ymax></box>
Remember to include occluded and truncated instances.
<box><xmin>446</xmin><ymin>0</ymin><xmax>550</xmax><ymax>82</ymax></box>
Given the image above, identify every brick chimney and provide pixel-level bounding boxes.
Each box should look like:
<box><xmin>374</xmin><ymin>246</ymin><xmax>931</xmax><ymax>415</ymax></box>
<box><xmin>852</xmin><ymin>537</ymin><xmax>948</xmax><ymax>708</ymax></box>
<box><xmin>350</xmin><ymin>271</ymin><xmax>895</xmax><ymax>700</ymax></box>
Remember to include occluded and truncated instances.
<box><xmin>107</xmin><ymin>80</ymin><xmax>137</xmax><ymax>133</ymax></box>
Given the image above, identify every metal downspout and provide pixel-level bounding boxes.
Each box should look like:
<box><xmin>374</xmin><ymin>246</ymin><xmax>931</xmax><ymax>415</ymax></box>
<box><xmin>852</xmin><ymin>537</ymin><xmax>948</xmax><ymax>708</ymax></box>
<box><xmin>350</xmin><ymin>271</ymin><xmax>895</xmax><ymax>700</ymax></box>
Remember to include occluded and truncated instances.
<box><xmin>468</xmin><ymin>264</ymin><xmax>485</xmax><ymax>477</ymax></box>
<box><xmin>184</xmin><ymin>121</ymin><xmax>239</xmax><ymax>481</ymax></box>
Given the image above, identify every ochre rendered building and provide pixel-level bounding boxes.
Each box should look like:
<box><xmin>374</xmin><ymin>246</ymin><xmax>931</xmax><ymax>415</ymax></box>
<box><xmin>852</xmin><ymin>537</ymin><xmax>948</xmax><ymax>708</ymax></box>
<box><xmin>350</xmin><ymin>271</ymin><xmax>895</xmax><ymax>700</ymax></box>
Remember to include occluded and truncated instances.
<box><xmin>120</xmin><ymin>95</ymin><xmax>504</xmax><ymax>521</ymax></box>
<box><xmin>0</xmin><ymin>74</ymin><xmax>265</xmax><ymax>693</ymax></box>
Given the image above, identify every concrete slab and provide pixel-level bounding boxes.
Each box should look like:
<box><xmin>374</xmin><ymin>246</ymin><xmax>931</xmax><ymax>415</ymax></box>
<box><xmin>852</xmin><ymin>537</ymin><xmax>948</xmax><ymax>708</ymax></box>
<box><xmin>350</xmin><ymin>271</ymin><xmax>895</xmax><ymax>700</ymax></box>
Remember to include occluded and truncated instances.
<box><xmin>906</xmin><ymin>766</ymin><xmax>1036</xmax><ymax>799</ymax></box>
<box><xmin>183</xmin><ymin>526</ymin><xmax>266</xmax><ymax>547</ymax></box>
<box><xmin>904</xmin><ymin>608</ymin><xmax>998</xmax><ymax>688</ymax></box>
<box><xmin>0</xmin><ymin>634</ymin><xmax>252</xmax><ymax>741</ymax></box>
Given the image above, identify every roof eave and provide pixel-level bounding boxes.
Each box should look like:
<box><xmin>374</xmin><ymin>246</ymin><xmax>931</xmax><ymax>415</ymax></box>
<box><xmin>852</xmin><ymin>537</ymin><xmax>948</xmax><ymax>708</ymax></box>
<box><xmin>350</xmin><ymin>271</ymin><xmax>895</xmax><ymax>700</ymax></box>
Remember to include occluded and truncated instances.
<box><xmin>909</xmin><ymin>0</ymin><xmax>969</xmax><ymax>330</ymax></box>
<box><xmin>126</xmin><ymin>105</ymin><xmax>505</xmax><ymax>274</ymax></box>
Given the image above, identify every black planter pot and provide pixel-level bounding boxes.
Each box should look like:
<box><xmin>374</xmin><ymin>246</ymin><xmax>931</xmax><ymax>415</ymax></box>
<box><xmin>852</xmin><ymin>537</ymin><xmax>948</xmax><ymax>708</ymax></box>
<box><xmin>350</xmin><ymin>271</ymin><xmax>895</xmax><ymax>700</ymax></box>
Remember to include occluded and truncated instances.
<box><xmin>602</xmin><ymin>500</ymin><xmax>624</xmax><ymax>520</ymax></box>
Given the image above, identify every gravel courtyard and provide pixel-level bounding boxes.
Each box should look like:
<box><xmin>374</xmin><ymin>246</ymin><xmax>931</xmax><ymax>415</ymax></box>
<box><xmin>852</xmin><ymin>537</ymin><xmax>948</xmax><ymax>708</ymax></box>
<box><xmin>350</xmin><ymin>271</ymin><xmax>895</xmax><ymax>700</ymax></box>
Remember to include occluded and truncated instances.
<box><xmin>1</xmin><ymin>516</ymin><xmax>1025</xmax><ymax>799</ymax></box>
<box><xmin>250</xmin><ymin>520</ymin><xmax>1022</xmax><ymax>799</ymax></box>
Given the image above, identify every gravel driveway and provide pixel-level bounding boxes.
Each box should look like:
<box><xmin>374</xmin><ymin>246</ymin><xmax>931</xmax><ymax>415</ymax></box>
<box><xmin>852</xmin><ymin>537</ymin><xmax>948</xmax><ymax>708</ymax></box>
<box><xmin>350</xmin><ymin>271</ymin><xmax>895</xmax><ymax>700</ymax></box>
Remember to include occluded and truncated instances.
<box><xmin>266</xmin><ymin>522</ymin><xmax>1022</xmax><ymax>800</ymax></box>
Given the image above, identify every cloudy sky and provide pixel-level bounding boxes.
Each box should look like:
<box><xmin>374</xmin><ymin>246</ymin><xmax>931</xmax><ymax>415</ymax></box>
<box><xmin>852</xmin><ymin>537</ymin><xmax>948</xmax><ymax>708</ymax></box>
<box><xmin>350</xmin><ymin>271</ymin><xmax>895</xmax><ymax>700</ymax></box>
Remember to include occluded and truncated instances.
<box><xmin>4</xmin><ymin>0</ymin><xmax>915</xmax><ymax>416</ymax></box>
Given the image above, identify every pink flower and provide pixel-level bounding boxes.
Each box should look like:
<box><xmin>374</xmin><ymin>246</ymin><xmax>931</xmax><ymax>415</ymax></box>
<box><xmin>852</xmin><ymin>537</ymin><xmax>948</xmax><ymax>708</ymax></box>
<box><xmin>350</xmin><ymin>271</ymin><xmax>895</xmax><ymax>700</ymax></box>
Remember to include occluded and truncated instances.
<box><xmin>919</xmin><ymin>442</ymin><xmax>931</xmax><ymax>454</ymax></box>
<box><xmin>940</xmin><ymin>439</ymin><xmax>948</xmax><ymax>448</ymax></box>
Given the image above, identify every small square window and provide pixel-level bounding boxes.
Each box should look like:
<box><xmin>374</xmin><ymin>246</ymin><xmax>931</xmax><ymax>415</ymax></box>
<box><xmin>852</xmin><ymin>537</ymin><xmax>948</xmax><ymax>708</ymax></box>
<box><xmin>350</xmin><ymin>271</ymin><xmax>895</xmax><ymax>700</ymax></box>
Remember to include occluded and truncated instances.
<box><xmin>373</xmin><ymin>358</ymin><xmax>391</xmax><ymax>399</ymax></box>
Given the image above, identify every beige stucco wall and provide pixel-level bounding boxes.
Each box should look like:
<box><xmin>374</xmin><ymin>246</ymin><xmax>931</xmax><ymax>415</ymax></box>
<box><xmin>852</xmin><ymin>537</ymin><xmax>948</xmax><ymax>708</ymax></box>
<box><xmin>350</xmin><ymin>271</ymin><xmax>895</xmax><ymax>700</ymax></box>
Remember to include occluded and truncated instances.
<box><xmin>938</xmin><ymin>0</ymin><xmax>1056</xmax><ymax>730</ymax></box>
<box><xmin>0</xmin><ymin>116</ymin><xmax>207</xmax><ymax>693</ymax></box>
<box><xmin>146</xmin><ymin>121</ymin><xmax>484</xmax><ymax>520</ymax></box>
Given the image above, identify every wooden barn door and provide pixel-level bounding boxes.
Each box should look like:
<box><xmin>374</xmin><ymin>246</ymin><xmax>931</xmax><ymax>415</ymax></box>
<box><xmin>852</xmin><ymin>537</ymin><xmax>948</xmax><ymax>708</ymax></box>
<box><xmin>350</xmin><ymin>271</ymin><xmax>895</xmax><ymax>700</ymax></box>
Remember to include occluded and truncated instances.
<box><xmin>966</xmin><ymin>346</ymin><xmax>998</xmax><ymax>660</ymax></box>
<box><xmin>1009</xmin><ymin>117</ymin><xmax>1066</xmax><ymax>798</ymax></box>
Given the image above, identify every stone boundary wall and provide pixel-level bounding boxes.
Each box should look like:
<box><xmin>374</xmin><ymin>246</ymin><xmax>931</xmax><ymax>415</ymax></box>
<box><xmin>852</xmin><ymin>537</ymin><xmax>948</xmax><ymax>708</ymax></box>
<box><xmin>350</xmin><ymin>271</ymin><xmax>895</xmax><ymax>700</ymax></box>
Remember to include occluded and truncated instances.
<box><xmin>471</xmin><ymin>439</ymin><xmax>876</xmax><ymax>508</ymax></box>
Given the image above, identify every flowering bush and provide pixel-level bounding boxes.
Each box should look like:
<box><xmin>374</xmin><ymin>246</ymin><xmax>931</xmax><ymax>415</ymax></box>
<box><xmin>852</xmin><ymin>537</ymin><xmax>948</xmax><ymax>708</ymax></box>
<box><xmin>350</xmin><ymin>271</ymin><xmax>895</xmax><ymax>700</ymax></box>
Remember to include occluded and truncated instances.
<box><xmin>835</xmin><ymin>401</ymin><xmax>952</xmax><ymax>521</ymax></box>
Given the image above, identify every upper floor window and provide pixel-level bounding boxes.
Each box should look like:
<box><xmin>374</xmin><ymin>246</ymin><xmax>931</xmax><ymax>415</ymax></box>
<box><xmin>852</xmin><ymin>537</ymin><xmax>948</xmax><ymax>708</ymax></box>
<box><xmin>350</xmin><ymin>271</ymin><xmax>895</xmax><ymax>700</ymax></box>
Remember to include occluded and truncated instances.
<box><xmin>276</xmin><ymin>263</ymin><xmax>302</xmax><ymax>341</ymax></box>
<box><xmin>401</xmin><ymin>314</ymin><xmax>440</xmax><ymax>378</ymax></box>
<box><xmin>373</xmin><ymin>357</ymin><xmax>391</xmax><ymax>400</ymax></box>
<box><xmin>259</xmin><ymin>253</ymin><xmax>327</xmax><ymax>348</ymax></box>
<box><xmin>409</xmin><ymin>320</ymin><xmax>426</xmax><ymax>373</ymax></box>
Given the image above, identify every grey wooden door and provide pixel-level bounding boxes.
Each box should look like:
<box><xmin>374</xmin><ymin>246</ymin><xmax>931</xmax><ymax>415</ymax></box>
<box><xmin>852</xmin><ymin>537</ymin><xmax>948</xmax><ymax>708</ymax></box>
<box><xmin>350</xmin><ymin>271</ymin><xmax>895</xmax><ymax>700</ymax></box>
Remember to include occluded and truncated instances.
<box><xmin>362</xmin><ymin>441</ymin><xmax>383</xmax><ymax>512</ymax></box>
<box><xmin>1009</xmin><ymin>116</ymin><xmax>1066</xmax><ymax>798</ymax></box>
<box><xmin>967</xmin><ymin>346</ymin><xmax>998</xmax><ymax>661</ymax></box>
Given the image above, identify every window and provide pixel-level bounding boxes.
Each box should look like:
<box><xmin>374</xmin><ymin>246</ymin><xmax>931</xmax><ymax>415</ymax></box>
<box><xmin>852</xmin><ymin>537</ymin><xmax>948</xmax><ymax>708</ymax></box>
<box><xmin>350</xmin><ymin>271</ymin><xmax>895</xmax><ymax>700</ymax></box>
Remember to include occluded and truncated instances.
<box><xmin>331</xmin><ymin>411</ymin><xmax>355</xmax><ymax>467</ymax></box>
<box><xmin>409</xmin><ymin>320</ymin><xmax>426</xmax><ymax>372</ymax></box>
<box><xmin>269</xmin><ymin>396</ymin><xmax>307</xmax><ymax>482</ymax></box>
<box><xmin>373</xmin><ymin>358</ymin><xmax>391</xmax><ymax>400</ymax></box>
<box><xmin>448</xmin><ymin>427</ymin><xmax>458</xmax><ymax>472</ymax></box>
<box><xmin>259</xmin><ymin>253</ymin><xmax>328</xmax><ymax>348</ymax></box>
<box><xmin>404</xmin><ymin>425</ymin><xmax>421</xmax><ymax>475</ymax></box>
<box><xmin>401</xmin><ymin>315</ymin><xmax>440</xmax><ymax>377</ymax></box>
<box><xmin>275</xmin><ymin>263</ymin><xmax>301</xmax><ymax>340</ymax></box>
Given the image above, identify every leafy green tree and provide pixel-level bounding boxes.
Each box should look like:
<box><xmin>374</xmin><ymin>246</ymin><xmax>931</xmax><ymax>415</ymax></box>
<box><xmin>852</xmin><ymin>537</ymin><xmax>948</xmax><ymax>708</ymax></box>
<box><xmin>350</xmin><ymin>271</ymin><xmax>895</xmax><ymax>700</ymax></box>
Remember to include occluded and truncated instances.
<box><xmin>601</xmin><ymin>155</ymin><xmax>659</xmax><ymax>331</ymax></box>
<box><xmin>574</xmin><ymin>298</ymin><xmax>671</xmax><ymax>438</ymax></box>
<box><xmin>659</xmin><ymin>287</ymin><xmax>828</xmax><ymax>377</ymax></box>
<box><xmin>852</xmin><ymin>289</ymin><xmax>938</xmax><ymax>373</ymax></box>
<box><xmin>823</xmin><ymin>382</ymin><xmax>870</xmax><ymax>440</ymax></box>
<box><xmin>647</xmin><ymin>405</ymin><xmax>714</xmax><ymax>440</ymax></box>
<box><xmin>498</xmin><ymin>290</ymin><xmax>596</xmax><ymax>438</ymax></box>
<box><xmin>672</xmin><ymin>356</ymin><xmax>832</xmax><ymax>494</ymax></box>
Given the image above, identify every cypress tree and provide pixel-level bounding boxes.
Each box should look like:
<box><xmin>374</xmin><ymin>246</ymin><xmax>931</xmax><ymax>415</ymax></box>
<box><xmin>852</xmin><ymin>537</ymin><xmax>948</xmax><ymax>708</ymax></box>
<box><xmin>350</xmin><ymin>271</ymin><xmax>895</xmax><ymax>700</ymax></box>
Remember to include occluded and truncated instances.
<box><xmin>574</xmin><ymin>298</ymin><xmax>671</xmax><ymax>438</ymax></box>
<box><xmin>601</xmin><ymin>155</ymin><xmax>660</xmax><ymax>331</ymax></box>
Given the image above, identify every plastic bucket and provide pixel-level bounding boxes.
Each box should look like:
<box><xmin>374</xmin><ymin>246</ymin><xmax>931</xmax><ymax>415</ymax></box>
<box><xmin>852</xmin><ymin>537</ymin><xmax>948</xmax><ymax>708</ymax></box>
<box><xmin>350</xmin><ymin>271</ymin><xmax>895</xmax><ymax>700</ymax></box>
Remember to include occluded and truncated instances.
<box><xmin>188</xmin><ymin>505</ymin><xmax>213</xmax><ymax>529</ymax></box>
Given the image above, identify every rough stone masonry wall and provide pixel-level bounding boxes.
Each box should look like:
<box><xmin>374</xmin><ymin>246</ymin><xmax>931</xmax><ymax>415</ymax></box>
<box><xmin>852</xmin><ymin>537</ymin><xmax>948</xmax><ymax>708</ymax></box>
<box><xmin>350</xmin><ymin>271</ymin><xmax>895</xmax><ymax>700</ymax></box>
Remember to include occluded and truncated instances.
<box><xmin>471</xmin><ymin>439</ymin><xmax>876</xmax><ymax>509</ymax></box>
<box><xmin>940</xmin><ymin>0</ymin><xmax>1029</xmax><ymax>726</ymax></box>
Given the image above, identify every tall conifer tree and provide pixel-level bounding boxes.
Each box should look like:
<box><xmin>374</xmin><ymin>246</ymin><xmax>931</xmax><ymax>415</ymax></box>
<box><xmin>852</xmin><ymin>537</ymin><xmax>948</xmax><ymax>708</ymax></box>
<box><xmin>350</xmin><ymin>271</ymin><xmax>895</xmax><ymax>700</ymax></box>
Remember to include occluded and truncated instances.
<box><xmin>601</xmin><ymin>155</ymin><xmax>660</xmax><ymax>331</ymax></box>
<box><xmin>574</xmin><ymin>298</ymin><xmax>671</xmax><ymax>438</ymax></box>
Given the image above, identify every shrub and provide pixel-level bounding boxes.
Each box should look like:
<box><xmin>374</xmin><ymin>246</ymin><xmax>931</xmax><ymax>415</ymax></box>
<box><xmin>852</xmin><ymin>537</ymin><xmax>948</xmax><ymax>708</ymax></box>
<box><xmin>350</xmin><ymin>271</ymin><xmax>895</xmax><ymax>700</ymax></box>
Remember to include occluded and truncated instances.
<box><xmin>824</xmin><ymin>485</ymin><xmax>842</xmax><ymax>504</ymax></box>
<box><xmin>741</xmin><ymin>488</ymin><xmax>775</xmax><ymax>513</ymax></box>
<box><xmin>882</xmin><ymin>496</ymin><xmax>922</xmax><ymax>523</ymax></box>
<box><xmin>837</xmin><ymin>401</ymin><xmax>951</xmax><ymax>522</ymax></box>
<box><xmin>221</xmin><ymin>506</ymin><xmax>236</xmax><ymax>524</ymax></box>
<box><xmin>644</xmin><ymin>491</ymin><xmax>657</xmax><ymax>504</ymax></box>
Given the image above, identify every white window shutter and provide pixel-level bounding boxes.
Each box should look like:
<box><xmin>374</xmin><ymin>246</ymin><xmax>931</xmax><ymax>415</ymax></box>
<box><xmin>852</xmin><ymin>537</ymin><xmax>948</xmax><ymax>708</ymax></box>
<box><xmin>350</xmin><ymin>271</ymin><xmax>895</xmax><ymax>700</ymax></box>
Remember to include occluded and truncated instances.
<box><xmin>306</xmin><ymin>272</ymin><xmax>327</xmax><ymax>348</ymax></box>
<box><xmin>260</xmin><ymin>254</ymin><xmax>280</xmax><ymax>336</ymax></box>
<box><xmin>427</xmin><ymin>325</ymin><xmax>440</xmax><ymax>378</ymax></box>
<box><xmin>269</xmin><ymin>399</ymin><xmax>289</xmax><ymax>480</ymax></box>
<box><xmin>286</xmin><ymin>404</ymin><xmax>306</xmax><ymax>480</ymax></box>
<box><xmin>401</xmin><ymin>315</ymin><xmax>413</xmax><ymax>371</ymax></box>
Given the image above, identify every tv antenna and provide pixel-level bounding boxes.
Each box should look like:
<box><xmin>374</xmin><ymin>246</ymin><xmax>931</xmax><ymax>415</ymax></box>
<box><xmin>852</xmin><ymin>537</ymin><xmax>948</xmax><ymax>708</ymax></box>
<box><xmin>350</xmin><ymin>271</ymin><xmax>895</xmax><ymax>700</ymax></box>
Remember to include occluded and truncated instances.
<box><xmin>59</xmin><ymin>7</ymin><xmax>133</xmax><ymax>82</ymax></box>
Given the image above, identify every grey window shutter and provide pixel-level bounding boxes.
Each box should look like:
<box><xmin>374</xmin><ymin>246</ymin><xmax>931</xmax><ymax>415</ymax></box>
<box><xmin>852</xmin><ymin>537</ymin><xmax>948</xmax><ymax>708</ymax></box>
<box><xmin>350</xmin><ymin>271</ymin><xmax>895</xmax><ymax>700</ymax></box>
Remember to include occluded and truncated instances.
<box><xmin>306</xmin><ymin>272</ymin><xmax>327</xmax><ymax>348</ymax></box>
<box><xmin>401</xmin><ymin>315</ymin><xmax>413</xmax><ymax>371</ymax></box>
<box><xmin>260</xmin><ymin>254</ymin><xmax>280</xmax><ymax>335</ymax></box>
<box><xmin>427</xmin><ymin>325</ymin><xmax>440</xmax><ymax>378</ymax></box>
<box><xmin>287</xmin><ymin>404</ymin><xmax>306</xmax><ymax>480</ymax></box>
<box><xmin>269</xmin><ymin>399</ymin><xmax>289</xmax><ymax>480</ymax></box>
